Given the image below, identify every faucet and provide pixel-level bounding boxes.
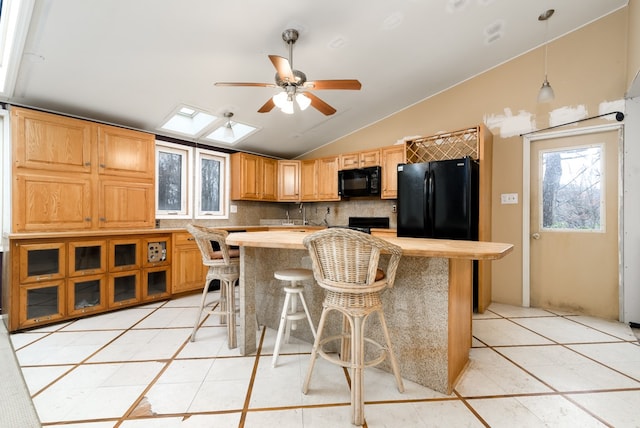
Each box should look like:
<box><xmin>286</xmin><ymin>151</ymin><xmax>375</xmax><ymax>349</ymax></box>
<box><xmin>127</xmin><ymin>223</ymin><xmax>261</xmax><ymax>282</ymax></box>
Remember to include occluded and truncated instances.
<box><xmin>299</xmin><ymin>203</ymin><xmax>308</xmax><ymax>225</ymax></box>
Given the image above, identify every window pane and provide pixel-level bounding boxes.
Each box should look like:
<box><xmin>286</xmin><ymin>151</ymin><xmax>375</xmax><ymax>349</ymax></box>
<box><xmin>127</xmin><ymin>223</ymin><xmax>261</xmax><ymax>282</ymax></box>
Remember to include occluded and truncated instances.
<box><xmin>200</xmin><ymin>157</ymin><xmax>221</xmax><ymax>212</ymax></box>
<box><xmin>541</xmin><ymin>145</ymin><xmax>603</xmax><ymax>231</ymax></box>
<box><xmin>157</xmin><ymin>151</ymin><xmax>183</xmax><ymax>211</ymax></box>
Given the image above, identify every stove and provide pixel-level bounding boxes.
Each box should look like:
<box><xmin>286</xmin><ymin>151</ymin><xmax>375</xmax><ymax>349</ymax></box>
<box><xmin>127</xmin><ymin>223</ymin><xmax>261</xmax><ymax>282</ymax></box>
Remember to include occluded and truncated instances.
<box><xmin>331</xmin><ymin>217</ymin><xmax>389</xmax><ymax>234</ymax></box>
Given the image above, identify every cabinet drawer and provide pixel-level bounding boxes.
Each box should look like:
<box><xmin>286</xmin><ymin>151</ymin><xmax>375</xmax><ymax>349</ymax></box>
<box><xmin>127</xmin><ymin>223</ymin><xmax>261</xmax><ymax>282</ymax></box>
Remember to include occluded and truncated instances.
<box><xmin>174</xmin><ymin>232</ymin><xmax>196</xmax><ymax>247</ymax></box>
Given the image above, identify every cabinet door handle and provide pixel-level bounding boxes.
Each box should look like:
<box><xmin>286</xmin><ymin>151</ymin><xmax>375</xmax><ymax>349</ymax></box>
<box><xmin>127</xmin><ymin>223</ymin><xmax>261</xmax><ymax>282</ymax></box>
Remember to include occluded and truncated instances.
<box><xmin>187</xmin><ymin>237</ymin><xmax>195</xmax><ymax>241</ymax></box>
<box><xmin>85</xmin><ymin>217</ymin><xmax>91</xmax><ymax>222</ymax></box>
<box><xmin>99</xmin><ymin>217</ymin><xmax>106</xmax><ymax>222</ymax></box>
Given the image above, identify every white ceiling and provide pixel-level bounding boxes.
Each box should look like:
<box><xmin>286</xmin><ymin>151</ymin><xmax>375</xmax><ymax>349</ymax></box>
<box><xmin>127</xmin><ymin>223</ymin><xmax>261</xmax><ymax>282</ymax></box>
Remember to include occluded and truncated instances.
<box><xmin>3</xmin><ymin>0</ymin><xmax>628</xmax><ymax>158</ymax></box>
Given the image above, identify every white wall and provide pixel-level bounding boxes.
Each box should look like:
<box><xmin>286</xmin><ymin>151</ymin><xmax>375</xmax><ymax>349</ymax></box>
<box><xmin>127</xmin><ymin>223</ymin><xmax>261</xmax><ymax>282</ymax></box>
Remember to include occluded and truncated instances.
<box><xmin>623</xmin><ymin>96</ymin><xmax>640</xmax><ymax>324</ymax></box>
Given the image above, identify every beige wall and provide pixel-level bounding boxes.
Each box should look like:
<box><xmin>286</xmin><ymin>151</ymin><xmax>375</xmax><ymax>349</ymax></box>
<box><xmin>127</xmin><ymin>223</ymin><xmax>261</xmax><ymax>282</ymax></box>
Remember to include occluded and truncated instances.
<box><xmin>628</xmin><ymin>0</ymin><xmax>640</xmax><ymax>92</ymax></box>
<box><xmin>303</xmin><ymin>9</ymin><xmax>630</xmax><ymax>307</ymax></box>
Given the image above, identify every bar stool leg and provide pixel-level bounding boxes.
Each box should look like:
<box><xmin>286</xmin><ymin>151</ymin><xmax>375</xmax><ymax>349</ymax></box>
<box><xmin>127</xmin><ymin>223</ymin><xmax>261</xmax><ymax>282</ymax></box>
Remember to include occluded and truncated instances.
<box><xmin>302</xmin><ymin>306</ymin><xmax>330</xmax><ymax>393</ymax></box>
<box><xmin>352</xmin><ymin>316</ymin><xmax>365</xmax><ymax>426</ymax></box>
<box><xmin>226</xmin><ymin>279</ymin><xmax>237</xmax><ymax>349</ymax></box>
<box><xmin>272</xmin><ymin>291</ymin><xmax>293</xmax><ymax>367</ymax></box>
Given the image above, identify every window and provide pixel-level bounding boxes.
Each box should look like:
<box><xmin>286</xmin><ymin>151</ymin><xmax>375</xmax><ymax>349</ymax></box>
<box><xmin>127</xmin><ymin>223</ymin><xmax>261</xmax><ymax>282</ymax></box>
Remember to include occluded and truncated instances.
<box><xmin>156</xmin><ymin>141</ymin><xmax>192</xmax><ymax>219</ymax></box>
<box><xmin>155</xmin><ymin>141</ymin><xmax>230</xmax><ymax>220</ymax></box>
<box><xmin>539</xmin><ymin>144</ymin><xmax>604</xmax><ymax>232</ymax></box>
<box><xmin>195</xmin><ymin>148</ymin><xmax>229</xmax><ymax>219</ymax></box>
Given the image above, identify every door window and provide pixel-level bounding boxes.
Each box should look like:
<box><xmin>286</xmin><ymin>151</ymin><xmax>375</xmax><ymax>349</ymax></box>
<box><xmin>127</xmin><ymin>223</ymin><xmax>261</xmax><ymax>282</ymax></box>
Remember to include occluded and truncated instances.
<box><xmin>539</xmin><ymin>144</ymin><xmax>604</xmax><ymax>232</ymax></box>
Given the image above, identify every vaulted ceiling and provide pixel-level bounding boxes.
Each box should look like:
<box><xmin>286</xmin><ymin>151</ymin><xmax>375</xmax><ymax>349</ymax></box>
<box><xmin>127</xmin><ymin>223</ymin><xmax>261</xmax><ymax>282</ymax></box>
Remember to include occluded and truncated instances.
<box><xmin>2</xmin><ymin>0</ymin><xmax>628</xmax><ymax>158</ymax></box>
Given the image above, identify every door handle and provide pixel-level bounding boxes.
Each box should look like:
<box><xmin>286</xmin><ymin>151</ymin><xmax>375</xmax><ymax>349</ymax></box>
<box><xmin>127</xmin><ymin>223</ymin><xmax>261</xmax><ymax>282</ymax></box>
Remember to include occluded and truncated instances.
<box><xmin>531</xmin><ymin>232</ymin><xmax>541</xmax><ymax>240</ymax></box>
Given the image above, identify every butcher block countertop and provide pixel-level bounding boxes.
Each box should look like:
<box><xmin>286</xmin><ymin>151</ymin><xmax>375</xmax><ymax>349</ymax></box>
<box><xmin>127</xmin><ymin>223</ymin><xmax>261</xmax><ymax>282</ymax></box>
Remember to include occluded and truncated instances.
<box><xmin>226</xmin><ymin>230</ymin><xmax>513</xmax><ymax>260</ymax></box>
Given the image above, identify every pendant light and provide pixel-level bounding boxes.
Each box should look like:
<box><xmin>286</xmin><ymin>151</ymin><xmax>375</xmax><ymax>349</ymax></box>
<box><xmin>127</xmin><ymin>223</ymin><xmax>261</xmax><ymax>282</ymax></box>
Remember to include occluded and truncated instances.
<box><xmin>223</xmin><ymin>112</ymin><xmax>235</xmax><ymax>138</ymax></box>
<box><xmin>537</xmin><ymin>9</ymin><xmax>555</xmax><ymax>103</ymax></box>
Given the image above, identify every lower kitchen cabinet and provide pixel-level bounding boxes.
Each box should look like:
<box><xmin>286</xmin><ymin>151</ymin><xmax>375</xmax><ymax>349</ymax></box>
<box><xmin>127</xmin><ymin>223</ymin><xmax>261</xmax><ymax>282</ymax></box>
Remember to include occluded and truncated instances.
<box><xmin>18</xmin><ymin>280</ymin><xmax>66</xmax><ymax>329</ymax></box>
<box><xmin>68</xmin><ymin>274</ymin><xmax>106</xmax><ymax>316</ymax></box>
<box><xmin>5</xmin><ymin>232</ymin><xmax>174</xmax><ymax>331</ymax></box>
<box><xmin>171</xmin><ymin>231</ymin><xmax>207</xmax><ymax>294</ymax></box>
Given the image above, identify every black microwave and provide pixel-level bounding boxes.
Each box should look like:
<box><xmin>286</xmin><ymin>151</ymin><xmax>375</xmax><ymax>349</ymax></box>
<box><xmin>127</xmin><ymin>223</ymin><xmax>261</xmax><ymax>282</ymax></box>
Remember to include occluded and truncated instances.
<box><xmin>338</xmin><ymin>166</ymin><xmax>381</xmax><ymax>197</ymax></box>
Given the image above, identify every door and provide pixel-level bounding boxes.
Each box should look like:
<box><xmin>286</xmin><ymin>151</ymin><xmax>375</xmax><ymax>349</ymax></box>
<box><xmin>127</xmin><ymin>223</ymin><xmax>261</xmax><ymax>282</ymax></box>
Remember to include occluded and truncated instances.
<box><xmin>397</xmin><ymin>162</ymin><xmax>430</xmax><ymax>237</ymax></box>
<box><xmin>431</xmin><ymin>157</ymin><xmax>478</xmax><ymax>240</ymax></box>
<box><xmin>529</xmin><ymin>127</ymin><xmax>620</xmax><ymax>319</ymax></box>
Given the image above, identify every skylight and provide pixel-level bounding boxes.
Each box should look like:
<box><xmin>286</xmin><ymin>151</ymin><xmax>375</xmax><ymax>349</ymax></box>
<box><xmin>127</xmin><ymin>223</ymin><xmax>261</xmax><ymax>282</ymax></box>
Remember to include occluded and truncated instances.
<box><xmin>202</xmin><ymin>120</ymin><xmax>259</xmax><ymax>145</ymax></box>
<box><xmin>159</xmin><ymin>105</ymin><xmax>217</xmax><ymax>137</ymax></box>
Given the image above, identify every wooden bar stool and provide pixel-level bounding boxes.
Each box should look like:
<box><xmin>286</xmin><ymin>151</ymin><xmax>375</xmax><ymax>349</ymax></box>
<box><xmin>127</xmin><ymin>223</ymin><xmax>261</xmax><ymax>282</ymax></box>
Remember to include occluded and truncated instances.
<box><xmin>272</xmin><ymin>268</ymin><xmax>316</xmax><ymax>367</ymax></box>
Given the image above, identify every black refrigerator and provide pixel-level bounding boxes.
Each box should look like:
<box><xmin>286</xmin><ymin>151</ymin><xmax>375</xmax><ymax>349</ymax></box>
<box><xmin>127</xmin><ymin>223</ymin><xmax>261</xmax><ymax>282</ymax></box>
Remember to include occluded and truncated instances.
<box><xmin>397</xmin><ymin>156</ymin><xmax>479</xmax><ymax>240</ymax></box>
<box><xmin>397</xmin><ymin>156</ymin><xmax>480</xmax><ymax>308</ymax></box>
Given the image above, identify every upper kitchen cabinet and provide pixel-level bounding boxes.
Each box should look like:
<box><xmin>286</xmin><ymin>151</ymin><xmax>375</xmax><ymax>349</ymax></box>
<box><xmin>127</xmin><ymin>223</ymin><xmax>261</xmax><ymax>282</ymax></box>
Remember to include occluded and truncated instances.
<box><xmin>230</xmin><ymin>152</ymin><xmax>277</xmax><ymax>201</ymax></box>
<box><xmin>300</xmin><ymin>156</ymin><xmax>340</xmax><ymax>201</ymax></box>
<box><xmin>97</xmin><ymin>124</ymin><xmax>155</xmax><ymax>179</ymax></box>
<box><xmin>277</xmin><ymin>160</ymin><xmax>301</xmax><ymax>201</ymax></box>
<box><xmin>339</xmin><ymin>149</ymin><xmax>380</xmax><ymax>170</ymax></box>
<box><xmin>10</xmin><ymin>106</ymin><xmax>156</xmax><ymax>232</ymax></box>
<box><xmin>380</xmin><ymin>144</ymin><xmax>406</xmax><ymax>199</ymax></box>
<box><xmin>11</xmin><ymin>107</ymin><xmax>94</xmax><ymax>174</ymax></box>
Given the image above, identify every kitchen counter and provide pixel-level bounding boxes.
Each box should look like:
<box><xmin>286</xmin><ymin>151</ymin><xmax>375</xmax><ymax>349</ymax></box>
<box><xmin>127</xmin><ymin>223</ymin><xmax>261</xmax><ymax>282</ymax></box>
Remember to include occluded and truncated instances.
<box><xmin>226</xmin><ymin>230</ymin><xmax>513</xmax><ymax>394</ymax></box>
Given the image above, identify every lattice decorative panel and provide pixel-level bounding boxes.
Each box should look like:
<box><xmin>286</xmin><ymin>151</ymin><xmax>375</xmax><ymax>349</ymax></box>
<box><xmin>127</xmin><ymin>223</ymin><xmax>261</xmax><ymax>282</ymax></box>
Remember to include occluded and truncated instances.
<box><xmin>406</xmin><ymin>127</ymin><xmax>479</xmax><ymax>163</ymax></box>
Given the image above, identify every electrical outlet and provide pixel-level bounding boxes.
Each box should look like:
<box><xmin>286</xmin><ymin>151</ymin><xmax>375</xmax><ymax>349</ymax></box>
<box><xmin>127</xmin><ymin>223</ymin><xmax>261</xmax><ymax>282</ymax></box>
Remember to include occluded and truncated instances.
<box><xmin>500</xmin><ymin>193</ymin><xmax>518</xmax><ymax>204</ymax></box>
<box><xmin>392</xmin><ymin>204</ymin><xmax>397</xmax><ymax>213</ymax></box>
<box><xmin>326</xmin><ymin>207</ymin><xmax>330</xmax><ymax>214</ymax></box>
<box><xmin>230</xmin><ymin>205</ymin><xmax>238</xmax><ymax>213</ymax></box>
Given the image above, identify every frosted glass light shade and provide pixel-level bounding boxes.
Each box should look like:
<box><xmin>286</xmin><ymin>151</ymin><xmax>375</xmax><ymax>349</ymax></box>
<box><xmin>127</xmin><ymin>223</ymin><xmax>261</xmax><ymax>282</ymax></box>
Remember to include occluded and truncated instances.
<box><xmin>296</xmin><ymin>93</ymin><xmax>311</xmax><ymax>110</ymax></box>
<box><xmin>537</xmin><ymin>79</ymin><xmax>555</xmax><ymax>103</ymax></box>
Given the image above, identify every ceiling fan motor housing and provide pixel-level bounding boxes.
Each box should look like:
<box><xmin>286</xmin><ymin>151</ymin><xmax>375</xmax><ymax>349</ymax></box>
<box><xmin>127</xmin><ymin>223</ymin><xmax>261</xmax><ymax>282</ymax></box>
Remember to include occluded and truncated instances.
<box><xmin>275</xmin><ymin>69</ymin><xmax>306</xmax><ymax>87</ymax></box>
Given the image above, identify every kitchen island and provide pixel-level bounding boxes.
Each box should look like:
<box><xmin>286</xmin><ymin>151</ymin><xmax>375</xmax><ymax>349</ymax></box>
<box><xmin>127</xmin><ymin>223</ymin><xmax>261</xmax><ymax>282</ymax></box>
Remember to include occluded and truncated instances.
<box><xmin>226</xmin><ymin>230</ymin><xmax>513</xmax><ymax>394</ymax></box>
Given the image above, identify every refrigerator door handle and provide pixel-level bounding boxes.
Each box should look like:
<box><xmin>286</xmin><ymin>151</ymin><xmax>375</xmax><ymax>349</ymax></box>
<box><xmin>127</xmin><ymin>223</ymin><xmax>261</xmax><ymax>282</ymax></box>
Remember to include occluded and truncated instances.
<box><xmin>427</xmin><ymin>169</ymin><xmax>434</xmax><ymax>230</ymax></box>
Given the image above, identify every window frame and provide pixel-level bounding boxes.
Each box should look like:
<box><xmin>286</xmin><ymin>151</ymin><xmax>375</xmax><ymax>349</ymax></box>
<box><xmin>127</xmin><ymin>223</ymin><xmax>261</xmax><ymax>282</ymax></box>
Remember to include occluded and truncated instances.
<box><xmin>195</xmin><ymin>148</ymin><xmax>230</xmax><ymax>220</ymax></box>
<box><xmin>155</xmin><ymin>141</ymin><xmax>193</xmax><ymax>219</ymax></box>
<box><xmin>154</xmin><ymin>141</ymin><xmax>230</xmax><ymax>220</ymax></box>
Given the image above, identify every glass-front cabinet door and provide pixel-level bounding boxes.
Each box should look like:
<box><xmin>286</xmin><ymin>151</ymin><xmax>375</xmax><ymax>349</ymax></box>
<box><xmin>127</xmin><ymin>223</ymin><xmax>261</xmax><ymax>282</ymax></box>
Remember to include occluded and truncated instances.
<box><xmin>143</xmin><ymin>267</ymin><xmax>171</xmax><ymax>301</ymax></box>
<box><xmin>109</xmin><ymin>239</ymin><xmax>140</xmax><ymax>271</ymax></box>
<box><xmin>68</xmin><ymin>274</ymin><xmax>106</xmax><ymax>316</ymax></box>
<box><xmin>19</xmin><ymin>281</ymin><xmax>65</xmax><ymax>329</ymax></box>
<box><xmin>108</xmin><ymin>271</ymin><xmax>140</xmax><ymax>308</ymax></box>
<box><xmin>69</xmin><ymin>240</ymin><xmax>107</xmax><ymax>276</ymax></box>
<box><xmin>19</xmin><ymin>242</ymin><xmax>66</xmax><ymax>283</ymax></box>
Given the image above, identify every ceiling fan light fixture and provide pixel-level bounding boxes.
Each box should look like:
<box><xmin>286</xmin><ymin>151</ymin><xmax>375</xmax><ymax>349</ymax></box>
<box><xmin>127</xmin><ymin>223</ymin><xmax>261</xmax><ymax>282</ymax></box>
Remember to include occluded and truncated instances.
<box><xmin>272</xmin><ymin>92</ymin><xmax>288</xmax><ymax>109</ymax></box>
<box><xmin>280</xmin><ymin>100</ymin><xmax>294</xmax><ymax>114</ymax></box>
<box><xmin>296</xmin><ymin>93</ymin><xmax>311</xmax><ymax>110</ymax></box>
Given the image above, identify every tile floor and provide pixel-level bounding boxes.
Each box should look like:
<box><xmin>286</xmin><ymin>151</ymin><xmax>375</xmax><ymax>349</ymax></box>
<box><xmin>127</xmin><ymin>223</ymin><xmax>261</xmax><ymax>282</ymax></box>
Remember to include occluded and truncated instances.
<box><xmin>10</xmin><ymin>293</ymin><xmax>640</xmax><ymax>427</ymax></box>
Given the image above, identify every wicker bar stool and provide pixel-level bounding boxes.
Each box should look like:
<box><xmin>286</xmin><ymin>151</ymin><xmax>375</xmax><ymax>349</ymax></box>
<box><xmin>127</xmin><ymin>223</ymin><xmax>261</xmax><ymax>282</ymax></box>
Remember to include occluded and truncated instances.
<box><xmin>187</xmin><ymin>224</ymin><xmax>240</xmax><ymax>348</ymax></box>
<box><xmin>272</xmin><ymin>268</ymin><xmax>316</xmax><ymax>367</ymax></box>
<box><xmin>302</xmin><ymin>228</ymin><xmax>404</xmax><ymax>426</ymax></box>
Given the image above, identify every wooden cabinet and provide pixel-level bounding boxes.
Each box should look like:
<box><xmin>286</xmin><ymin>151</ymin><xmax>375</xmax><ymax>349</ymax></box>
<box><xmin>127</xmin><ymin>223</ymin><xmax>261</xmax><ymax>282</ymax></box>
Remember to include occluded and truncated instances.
<box><xmin>380</xmin><ymin>144</ymin><xmax>406</xmax><ymax>199</ymax></box>
<box><xmin>339</xmin><ymin>149</ymin><xmax>380</xmax><ymax>169</ymax></box>
<box><xmin>230</xmin><ymin>152</ymin><xmax>277</xmax><ymax>201</ymax></box>
<box><xmin>10</xmin><ymin>107</ymin><xmax>155</xmax><ymax>232</ymax></box>
<box><xmin>300</xmin><ymin>159</ymin><xmax>318</xmax><ymax>201</ymax></box>
<box><xmin>6</xmin><ymin>232</ymin><xmax>172</xmax><ymax>331</ymax></box>
<box><xmin>300</xmin><ymin>156</ymin><xmax>340</xmax><ymax>201</ymax></box>
<box><xmin>172</xmin><ymin>231</ymin><xmax>208</xmax><ymax>294</ymax></box>
<box><xmin>277</xmin><ymin>160</ymin><xmax>301</xmax><ymax>201</ymax></box>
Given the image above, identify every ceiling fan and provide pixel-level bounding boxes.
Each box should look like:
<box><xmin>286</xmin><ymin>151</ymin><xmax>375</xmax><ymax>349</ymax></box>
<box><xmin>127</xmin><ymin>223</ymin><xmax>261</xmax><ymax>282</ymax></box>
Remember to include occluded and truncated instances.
<box><xmin>215</xmin><ymin>29</ymin><xmax>362</xmax><ymax>116</ymax></box>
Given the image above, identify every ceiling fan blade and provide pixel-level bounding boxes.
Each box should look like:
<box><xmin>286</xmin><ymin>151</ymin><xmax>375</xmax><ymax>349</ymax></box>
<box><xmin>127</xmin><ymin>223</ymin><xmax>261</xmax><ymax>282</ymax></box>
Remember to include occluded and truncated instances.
<box><xmin>258</xmin><ymin>97</ymin><xmax>276</xmax><ymax>113</ymax></box>
<box><xmin>304</xmin><ymin>79</ymin><xmax>362</xmax><ymax>90</ymax></box>
<box><xmin>269</xmin><ymin>55</ymin><xmax>295</xmax><ymax>83</ymax></box>
<box><xmin>215</xmin><ymin>82</ymin><xmax>276</xmax><ymax>88</ymax></box>
<box><xmin>304</xmin><ymin>92</ymin><xmax>336</xmax><ymax>116</ymax></box>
